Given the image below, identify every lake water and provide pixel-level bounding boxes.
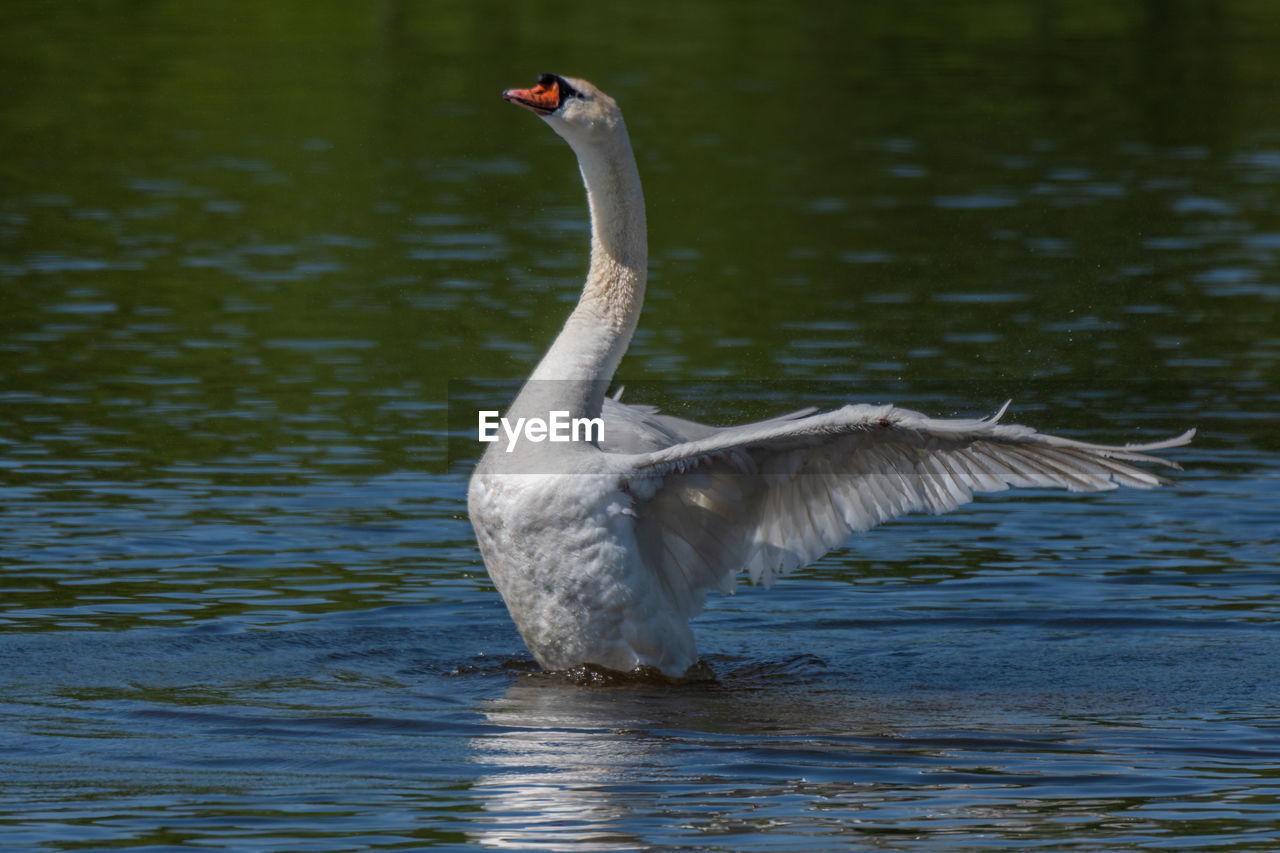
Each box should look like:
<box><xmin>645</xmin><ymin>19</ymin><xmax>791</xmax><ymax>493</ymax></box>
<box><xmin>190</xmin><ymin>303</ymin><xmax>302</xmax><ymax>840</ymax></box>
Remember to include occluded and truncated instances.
<box><xmin>2</xmin><ymin>2</ymin><xmax>1279</xmax><ymax>850</ymax></box>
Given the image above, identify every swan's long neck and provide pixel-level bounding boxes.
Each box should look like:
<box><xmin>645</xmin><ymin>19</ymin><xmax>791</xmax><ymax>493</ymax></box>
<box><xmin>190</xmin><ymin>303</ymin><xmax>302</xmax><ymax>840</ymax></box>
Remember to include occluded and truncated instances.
<box><xmin>521</xmin><ymin>124</ymin><xmax>647</xmax><ymax>421</ymax></box>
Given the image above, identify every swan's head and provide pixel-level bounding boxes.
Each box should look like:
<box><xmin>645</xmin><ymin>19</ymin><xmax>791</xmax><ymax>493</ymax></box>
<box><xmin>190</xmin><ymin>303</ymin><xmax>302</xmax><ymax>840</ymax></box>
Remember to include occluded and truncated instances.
<box><xmin>502</xmin><ymin>73</ymin><xmax>623</xmax><ymax>146</ymax></box>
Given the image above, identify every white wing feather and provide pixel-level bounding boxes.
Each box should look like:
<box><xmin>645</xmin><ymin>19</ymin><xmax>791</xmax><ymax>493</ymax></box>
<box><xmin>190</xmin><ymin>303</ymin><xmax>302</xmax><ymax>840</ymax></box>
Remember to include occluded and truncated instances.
<box><xmin>615</xmin><ymin>402</ymin><xmax>1193</xmax><ymax>617</ymax></box>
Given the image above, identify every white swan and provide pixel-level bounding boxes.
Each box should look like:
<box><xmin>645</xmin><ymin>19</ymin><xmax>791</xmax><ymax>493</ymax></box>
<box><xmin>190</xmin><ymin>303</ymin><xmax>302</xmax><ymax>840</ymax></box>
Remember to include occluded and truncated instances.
<box><xmin>468</xmin><ymin>73</ymin><xmax>1194</xmax><ymax>678</ymax></box>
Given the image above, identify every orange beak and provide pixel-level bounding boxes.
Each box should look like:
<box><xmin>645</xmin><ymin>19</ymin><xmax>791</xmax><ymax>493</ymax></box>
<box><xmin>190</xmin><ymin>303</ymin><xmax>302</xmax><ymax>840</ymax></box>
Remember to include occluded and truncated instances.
<box><xmin>503</xmin><ymin>74</ymin><xmax>563</xmax><ymax>116</ymax></box>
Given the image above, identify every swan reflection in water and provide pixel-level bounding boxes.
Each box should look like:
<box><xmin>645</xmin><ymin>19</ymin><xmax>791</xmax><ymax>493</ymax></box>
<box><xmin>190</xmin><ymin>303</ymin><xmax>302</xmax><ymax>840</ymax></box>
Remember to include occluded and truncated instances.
<box><xmin>469</xmin><ymin>675</ymin><xmax>686</xmax><ymax>850</ymax></box>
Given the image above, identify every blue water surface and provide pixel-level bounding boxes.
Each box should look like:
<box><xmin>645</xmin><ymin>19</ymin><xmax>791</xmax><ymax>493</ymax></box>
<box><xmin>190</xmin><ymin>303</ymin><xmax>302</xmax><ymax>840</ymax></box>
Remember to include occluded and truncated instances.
<box><xmin>3</xmin><ymin>2</ymin><xmax>1279</xmax><ymax>850</ymax></box>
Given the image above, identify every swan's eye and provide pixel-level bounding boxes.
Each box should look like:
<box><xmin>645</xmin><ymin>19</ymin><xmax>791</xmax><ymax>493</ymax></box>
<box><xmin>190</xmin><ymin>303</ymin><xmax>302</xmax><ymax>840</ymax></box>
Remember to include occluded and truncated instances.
<box><xmin>558</xmin><ymin>79</ymin><xmax>584</xmax><ymax>100</ymax></box>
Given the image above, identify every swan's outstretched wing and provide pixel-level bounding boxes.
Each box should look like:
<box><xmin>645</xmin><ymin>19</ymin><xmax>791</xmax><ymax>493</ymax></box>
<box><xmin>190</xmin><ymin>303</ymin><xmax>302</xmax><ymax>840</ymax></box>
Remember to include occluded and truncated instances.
<box><xmin>620</xmin><ymin>402</ymin><xmax>1194</xmax><ymax>617</ymax></box>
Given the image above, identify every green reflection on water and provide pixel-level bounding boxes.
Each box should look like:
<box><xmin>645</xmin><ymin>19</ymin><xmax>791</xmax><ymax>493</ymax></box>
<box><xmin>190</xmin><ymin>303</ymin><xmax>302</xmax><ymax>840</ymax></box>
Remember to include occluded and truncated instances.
<box><xmin>4</xmin><ymin>3</ymin><xmax>1276</xmax><ymax>435</ymax></box>
<box><xmin>1</xmin><ymin>3</ymin><xmax>1276</xmax><ymax>499</ymax></box>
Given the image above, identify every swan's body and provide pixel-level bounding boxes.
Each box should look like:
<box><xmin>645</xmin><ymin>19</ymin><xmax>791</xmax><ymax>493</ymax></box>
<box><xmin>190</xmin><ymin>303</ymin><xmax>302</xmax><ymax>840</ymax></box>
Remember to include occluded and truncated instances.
<box><xmin>468</xmin><ymin>73</ymin><xmax>1194</xmax><ymax>677</ymax></box>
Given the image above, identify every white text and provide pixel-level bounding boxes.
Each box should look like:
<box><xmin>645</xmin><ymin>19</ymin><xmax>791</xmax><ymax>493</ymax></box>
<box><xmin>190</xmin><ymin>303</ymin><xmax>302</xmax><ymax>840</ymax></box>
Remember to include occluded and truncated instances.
<box><xmin>478</xmin><ymin>410</ymin><xmax>604</xmax><ymax>452</ymax></box>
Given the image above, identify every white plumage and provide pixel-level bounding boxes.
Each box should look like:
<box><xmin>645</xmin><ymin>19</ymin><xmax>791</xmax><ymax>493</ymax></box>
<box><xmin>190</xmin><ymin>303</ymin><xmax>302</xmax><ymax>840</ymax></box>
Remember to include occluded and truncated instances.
<box><xmin>468</xmin><ymin>73</ymin><xmax>1193</xmax><ymax>678</ymax></box>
